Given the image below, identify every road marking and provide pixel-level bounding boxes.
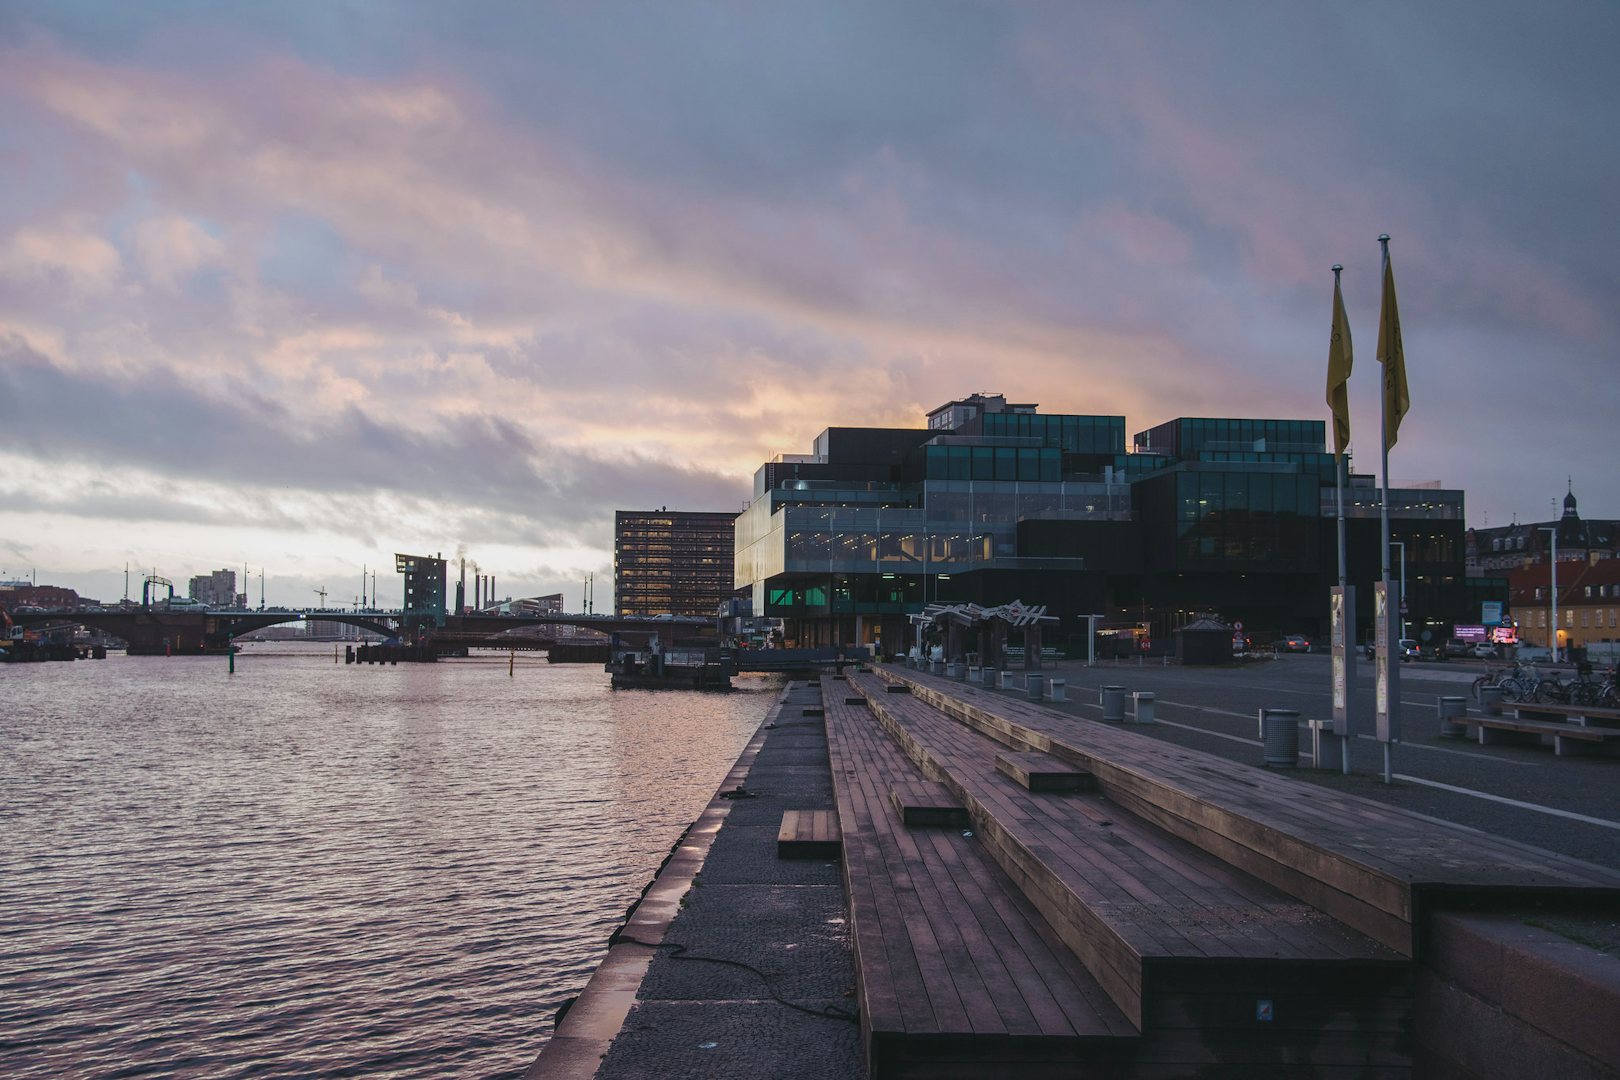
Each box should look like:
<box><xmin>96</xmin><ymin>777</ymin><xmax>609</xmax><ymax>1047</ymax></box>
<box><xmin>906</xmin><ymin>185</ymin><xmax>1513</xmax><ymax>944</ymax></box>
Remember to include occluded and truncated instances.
<box><xmin>1391</xmin><ymin>774</ymin><xmax>1620</xmax><ymax>831</ymax></box>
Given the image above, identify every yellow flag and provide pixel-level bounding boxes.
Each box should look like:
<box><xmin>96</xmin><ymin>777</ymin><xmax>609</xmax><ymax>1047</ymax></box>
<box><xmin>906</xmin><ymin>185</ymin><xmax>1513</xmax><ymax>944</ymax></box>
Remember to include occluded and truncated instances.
<box><xmin>1325</xmin><ymin>274</ymin><xmax>1353</xmax><ymax>457</ymax></box>
<box><xmin>1377</xmin><ymin>251</ymin><xmax>1409</xmax><ymax>450</ymax></box>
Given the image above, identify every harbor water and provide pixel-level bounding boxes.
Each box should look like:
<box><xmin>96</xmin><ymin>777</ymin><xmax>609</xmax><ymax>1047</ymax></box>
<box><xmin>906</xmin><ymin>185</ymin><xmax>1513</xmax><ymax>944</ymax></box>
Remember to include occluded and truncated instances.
<box><xmin>0</xmin><ymin>643</ymin><xmax>776</xmax><ymax>1078</ymax></box>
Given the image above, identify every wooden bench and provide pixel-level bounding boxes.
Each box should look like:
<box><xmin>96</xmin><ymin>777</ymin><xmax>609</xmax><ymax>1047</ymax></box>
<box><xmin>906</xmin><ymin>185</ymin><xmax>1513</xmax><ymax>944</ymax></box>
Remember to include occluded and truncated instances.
<box><xmin>777</xmin><ymin>809</ymin><xmax>842</xmax><ymax>859</ymax></box>
<box><xmin>849</xmin><ymin>673</ymin><xmax>1406</xmax><ymax>1048</ymax></box>
<box><xmin>1470</xmin><ymin>713</ymin><xmax>1620</xmax><ymax>756</ymax></box>
<box><xmin>873</xmin><ymin>665</ymin><xmax>1620</xmax><ymax>958</ymax></box>
<box><xmin>818</xmin><ymin>674</ymin><xmax>1135</xmax><ymax>1076</ymax></box>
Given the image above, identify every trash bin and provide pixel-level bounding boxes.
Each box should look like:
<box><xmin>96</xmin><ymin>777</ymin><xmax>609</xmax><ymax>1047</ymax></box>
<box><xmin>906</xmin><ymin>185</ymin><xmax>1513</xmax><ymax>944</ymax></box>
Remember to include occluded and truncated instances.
<box><xmin>1101</xmin><ymin>685</ymin><xmax>1126</xmax><ymax>722</ymax></box>
<box><xmin>1261</xmin><ymin>708</ymin><xmax>1300</xmax><ymax>767</ymax></box>
<box><xmin>1047</xmin><ymin>677</ymin><xmax>1066</xmax><ymax>702</ymax></box>
<box><xmin>947</xmin><ymin>661</ymin><xmax>963</xmax><ymax>680</ymax></box>
<box><xmin>930</xmin><ymin>660</ymin><xmax>944</xmax><ymax>675</ymax></box>
<box><xmin>1132</xmin><ymin>691</ymin><xmax>1155</xmax><ymax>724</ymax></box>
<box><xmin>1438</xmin><ymin>695</ymin><xmax>1468</xmax><ymax>738</ymax></box>
<box><xmin>1026</xmin><ymin>674</ymin><xmax>1045</xmax><ymax>701</ymax></box>
<box><xmin>1479</xmin><ymin>685</ymin><xmax>1504</xmax><ymax>717</ymax></box>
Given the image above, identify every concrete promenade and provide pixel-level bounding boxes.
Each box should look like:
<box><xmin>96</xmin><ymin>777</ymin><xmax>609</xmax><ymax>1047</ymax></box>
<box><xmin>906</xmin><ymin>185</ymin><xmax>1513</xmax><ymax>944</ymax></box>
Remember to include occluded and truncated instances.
<box><xmin>529</xmin><ymin>660</ymin><xmax>1620</xmax><ymax>1079</ymax></box>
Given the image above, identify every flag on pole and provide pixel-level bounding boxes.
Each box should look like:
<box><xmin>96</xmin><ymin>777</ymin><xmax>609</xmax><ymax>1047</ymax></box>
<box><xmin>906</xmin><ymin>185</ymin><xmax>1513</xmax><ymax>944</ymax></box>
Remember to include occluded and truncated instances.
<box><xmin>1377</xmin><ymin>251</ymin><xmax>1409</xmax><ymax>450</ymax></box>
<box><xmin>1326</xmin><ymin>273</ymin><xmax>1353</xmax><ymax>457</ymax></box>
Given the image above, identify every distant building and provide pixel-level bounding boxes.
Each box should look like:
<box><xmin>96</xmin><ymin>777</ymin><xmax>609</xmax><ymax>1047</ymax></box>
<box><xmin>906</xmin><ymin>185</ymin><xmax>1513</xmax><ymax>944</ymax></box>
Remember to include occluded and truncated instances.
<box><xmin>187</xmin><ymin>569</ymin><xmax>238</xmax><ymax>608</ymax></box>
<box><xmin>1507</xmin><ymin>556</ymin><xmax>1620</xmax><ymax>656</ymax></box>
<box><xmin>1467</xmin><ymin>487</ymin><xmax>1618</xmax><ymax>576</ymax></box>
<box><xmin>0</xmin><ymin>582</ymin><xmax>82</xmax><ymax>609</ymax></box>
<box><xmin>615</xmin><ymin>510</ymin><xmax>737</xmax><ymax>617</ymax></box>
<box><xmin>395</xmin><ymin>552</ymin><xmax>448</xmax><ymax>630</ymax></box>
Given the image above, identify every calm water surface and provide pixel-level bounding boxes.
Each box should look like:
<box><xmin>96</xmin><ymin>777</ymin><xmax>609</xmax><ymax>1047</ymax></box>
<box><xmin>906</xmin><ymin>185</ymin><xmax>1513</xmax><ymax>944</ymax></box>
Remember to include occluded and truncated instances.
<box><xmin>0</xmin><ymin>644</ymin><xmax>776</xmax><ymax>1078</ymax></box>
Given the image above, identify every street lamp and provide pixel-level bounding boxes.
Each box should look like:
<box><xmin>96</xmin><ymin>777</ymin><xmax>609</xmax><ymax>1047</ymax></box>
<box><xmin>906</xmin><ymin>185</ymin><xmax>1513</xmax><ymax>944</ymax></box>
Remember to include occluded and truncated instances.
<box><xmin>1538</xmin><ymin>526</ymin><xmax>1558</xmax><ymax>661</ymax></box>
<box><xmin>1390</xmin><ymin>540</ymin><xmax>1407</xmax><ymax>640</ymax></box>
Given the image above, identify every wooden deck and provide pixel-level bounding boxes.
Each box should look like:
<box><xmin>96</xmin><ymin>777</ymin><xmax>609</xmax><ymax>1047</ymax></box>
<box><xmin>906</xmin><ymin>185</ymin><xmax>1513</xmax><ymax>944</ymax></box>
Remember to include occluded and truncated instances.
<box><xmin>820</xmin><ymin>677</ymin><xmax>1138</xmax><ymax>1076</ymax></box>
<box><xmin>847</xmin><ymin>673</ymin><xmax>1408</xmax><ymax>1044</ymax></box>
<box><xmin>877</xmin><ymin>667</ymin><xmax>1620</xmax><ymax>958</ymax></box>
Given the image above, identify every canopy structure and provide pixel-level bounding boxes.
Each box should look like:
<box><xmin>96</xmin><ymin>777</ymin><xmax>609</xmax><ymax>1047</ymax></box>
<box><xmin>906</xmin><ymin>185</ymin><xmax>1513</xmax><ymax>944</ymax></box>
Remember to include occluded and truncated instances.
<box><xmin>909</xmin><ymin>600</ymin><xmax>1060</xmax><ymax>669</ymax></box>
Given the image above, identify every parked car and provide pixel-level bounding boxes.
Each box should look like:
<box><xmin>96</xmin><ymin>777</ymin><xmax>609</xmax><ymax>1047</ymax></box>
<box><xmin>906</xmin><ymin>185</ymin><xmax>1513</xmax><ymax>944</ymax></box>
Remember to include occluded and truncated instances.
<box><xmin>1281</xmin><ymin>635</ymin><xmax>1311</xmax><ymax>653</ymax></box>
<box><xmin>1441</xmin><ymin>638</ymin><xmax>1472</xmax><ymax>659</ymax></box>
<box><xmin>1515</xmin><ymin>645</ymin><xmax>1554</xmax><ymax>663</ymax></box>
<box><xmin>1398</xmin><ymin>638</ymin><xmax>1420</xmax><ymax>662</ymax></box>
<box><xmin>1471</xmin><ymin>642</ymin><xmax>1498</xmax><ymax>659</ymax></box>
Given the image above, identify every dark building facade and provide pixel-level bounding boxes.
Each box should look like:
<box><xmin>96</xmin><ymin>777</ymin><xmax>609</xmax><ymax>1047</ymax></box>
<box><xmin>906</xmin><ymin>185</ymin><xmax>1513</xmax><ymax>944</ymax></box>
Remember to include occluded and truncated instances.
<box><xmin>736</xmin><ymin>394</ymin><xmax>1494</xmax><ymax>653</ymax></box>
<box><xmin>614</xmin><ymin>510</ymin><xmax>738</xmax><ymax>617</ymax></box>
<box><xmin>395</xmin><ymin>552</ymin><xmax>447</xmax><ymax>632</ymax></box>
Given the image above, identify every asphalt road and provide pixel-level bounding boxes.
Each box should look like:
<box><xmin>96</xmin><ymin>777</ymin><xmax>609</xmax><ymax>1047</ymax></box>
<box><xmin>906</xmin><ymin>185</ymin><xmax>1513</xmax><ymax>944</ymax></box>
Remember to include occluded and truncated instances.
<box><xmin>997</xmin><ymin>653</ymin><xmax>1620</xmax><ymax>869</ymax></box>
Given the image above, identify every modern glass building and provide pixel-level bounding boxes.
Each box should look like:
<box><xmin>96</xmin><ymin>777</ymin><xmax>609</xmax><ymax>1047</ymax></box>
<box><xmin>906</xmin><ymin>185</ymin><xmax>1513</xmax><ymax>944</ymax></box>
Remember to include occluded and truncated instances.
<box><xmin>614</xmin><ymin>510</ymin><xmax>738</xmax><ymax>617</ymax></box>
<box><xmin>736</xmin><ymin>394</ymin><xmax>1490</xmax><ymax>653</ymax></box>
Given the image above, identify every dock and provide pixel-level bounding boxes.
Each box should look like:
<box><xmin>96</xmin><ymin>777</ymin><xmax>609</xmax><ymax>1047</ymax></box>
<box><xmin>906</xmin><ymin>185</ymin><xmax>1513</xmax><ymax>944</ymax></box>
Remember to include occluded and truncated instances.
<box><xmin>530</xmin><ymin>664</ymin><xmax>1620</xmax><ymax>1079</ymax></box>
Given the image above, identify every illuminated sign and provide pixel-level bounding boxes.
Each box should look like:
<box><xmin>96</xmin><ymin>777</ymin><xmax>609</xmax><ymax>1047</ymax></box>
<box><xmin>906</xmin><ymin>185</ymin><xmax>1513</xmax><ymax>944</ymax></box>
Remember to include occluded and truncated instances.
<box><xmin>1453</xmin><ymin>624</ymin><xmax>1488</xmax><ymax>643</ymax></box>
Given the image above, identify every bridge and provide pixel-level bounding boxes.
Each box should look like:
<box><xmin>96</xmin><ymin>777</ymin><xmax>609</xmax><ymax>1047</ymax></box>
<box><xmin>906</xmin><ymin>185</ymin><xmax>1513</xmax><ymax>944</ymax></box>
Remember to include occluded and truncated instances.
<box><xmin>11</xmin><ymin>607</ymin><xmax>716</xmax><ymax>656</ymax></box>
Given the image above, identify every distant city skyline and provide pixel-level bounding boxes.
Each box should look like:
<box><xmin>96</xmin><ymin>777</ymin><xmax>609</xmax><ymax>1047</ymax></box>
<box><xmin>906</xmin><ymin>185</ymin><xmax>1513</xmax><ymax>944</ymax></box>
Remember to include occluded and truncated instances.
<box><xmin>3</xmin><ymin>2</ymin><xmax>1617</xmax><ymax>608</ymax></box>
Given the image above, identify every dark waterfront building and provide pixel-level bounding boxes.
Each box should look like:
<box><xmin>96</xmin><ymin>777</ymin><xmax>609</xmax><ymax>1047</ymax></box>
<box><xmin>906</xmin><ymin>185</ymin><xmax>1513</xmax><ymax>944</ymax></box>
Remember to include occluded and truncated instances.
<box><xmin>735</xmin><ymin>394</ymin><xmax>1495</xmax><ymax>653</ymax></box>
<box><xmin>614</xmin><ymin>509</ymin><xmax>738</xmax><ymax>617</ymax></box>
<box><xmin>394</xmin><ymin>552</ymin><xmax>447</xmax><ymax>632</ymax></box>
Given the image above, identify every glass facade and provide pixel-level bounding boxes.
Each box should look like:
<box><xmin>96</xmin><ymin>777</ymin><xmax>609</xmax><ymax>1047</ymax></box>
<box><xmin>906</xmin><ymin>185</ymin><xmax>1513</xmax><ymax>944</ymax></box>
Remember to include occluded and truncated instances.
<box><xmin>924</xmin><ymin>443</ymin><xmax>1062</xmax><ymax>482</ymax></box>
<box><xmin>614</xmin><ymin>510</ymin><xmax>737</xmax><ymax>616</ymax></box>
<box><xmin>1135</xmin><ymin>417</ymin><xmax>1326</xmax><ymax>458</ymax></box>
<box><xmin>980</xmin><ymin>412</ymin><xmax>1126</xmax><ymax>455</ymax></box>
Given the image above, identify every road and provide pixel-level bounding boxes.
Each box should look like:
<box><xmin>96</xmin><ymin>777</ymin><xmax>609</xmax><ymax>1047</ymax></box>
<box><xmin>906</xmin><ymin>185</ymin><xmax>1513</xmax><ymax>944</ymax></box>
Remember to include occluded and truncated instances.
<box><xmin>1018</xmin><ymin>653</ymin><xmax>1620</xmax><ymax>869</ymax></box>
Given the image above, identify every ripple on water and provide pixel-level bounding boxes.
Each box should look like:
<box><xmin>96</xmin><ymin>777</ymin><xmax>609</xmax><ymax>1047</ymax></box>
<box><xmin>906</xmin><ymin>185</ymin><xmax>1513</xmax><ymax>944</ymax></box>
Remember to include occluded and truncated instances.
<box><xmin>0</xmin><ymin>646</ymin><xmax>774</xmax><ymax>1078</ymax></box>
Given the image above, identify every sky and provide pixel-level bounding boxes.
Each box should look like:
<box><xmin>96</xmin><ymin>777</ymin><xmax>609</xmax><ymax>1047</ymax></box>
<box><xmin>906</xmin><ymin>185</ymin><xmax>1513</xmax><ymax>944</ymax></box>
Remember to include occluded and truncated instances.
<box><xmin>2</xmin><ymin>2</ymin><xmax>1617</xmax><ymax>609</ymax></box>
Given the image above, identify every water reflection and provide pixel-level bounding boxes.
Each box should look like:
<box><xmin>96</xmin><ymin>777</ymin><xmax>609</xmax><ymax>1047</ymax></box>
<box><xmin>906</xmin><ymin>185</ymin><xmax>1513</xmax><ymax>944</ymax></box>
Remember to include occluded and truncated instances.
<box><xmin>0</xmin><ymin>644</ymin><xmax>773</xmax><ymax>1078</ymax></box>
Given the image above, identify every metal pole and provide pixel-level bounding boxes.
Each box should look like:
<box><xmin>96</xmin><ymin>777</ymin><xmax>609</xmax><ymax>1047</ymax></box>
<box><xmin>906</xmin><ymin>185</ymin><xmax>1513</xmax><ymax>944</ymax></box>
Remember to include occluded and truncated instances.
<box><xmin>1392</xmin><ymin>541</ymin><xmax>1406</xmax><ymax>640</ymax></box>
<box><xmin>1378</xmin><ymin>234</ymin><xmax>1394</xmax><ymax>785</ymax></box>
<box><xmin>1540</xmin><ymin>526</ymin><xmax>1558</xmax><ymax>659</ymax></box>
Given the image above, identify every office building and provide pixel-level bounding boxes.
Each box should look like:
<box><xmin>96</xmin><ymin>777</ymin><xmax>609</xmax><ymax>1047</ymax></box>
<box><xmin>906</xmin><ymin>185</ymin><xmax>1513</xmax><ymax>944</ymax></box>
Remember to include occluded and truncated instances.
<box><xmin>188</xmin><ymin>569</ymin><xmax>237</xmax><ymax>608</ymax></box>
<box><xmin>615</xmin><ymin>510</ymin><xmax>737</xmax><ymax>617</ymax></box>
<box><xmin>735</xmin><ymin>393</ymin><xmax>1494</xmax><ymax>653</ymax></box>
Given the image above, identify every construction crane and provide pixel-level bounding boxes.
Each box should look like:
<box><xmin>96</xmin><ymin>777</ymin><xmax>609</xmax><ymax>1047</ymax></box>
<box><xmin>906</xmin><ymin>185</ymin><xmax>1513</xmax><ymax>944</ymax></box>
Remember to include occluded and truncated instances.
<box><xmin>314</xmin><ymin>586</ymin><xmax>328</xmax><ymax>608</ymax></box>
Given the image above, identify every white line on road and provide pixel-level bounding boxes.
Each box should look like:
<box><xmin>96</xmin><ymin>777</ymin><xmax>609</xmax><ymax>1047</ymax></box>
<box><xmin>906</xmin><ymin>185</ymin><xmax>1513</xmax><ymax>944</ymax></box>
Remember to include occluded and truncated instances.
<box><xmin>1391</xmin><ymin>774</ymin><xmax>1620</xmax><ymax>831</ymax></box>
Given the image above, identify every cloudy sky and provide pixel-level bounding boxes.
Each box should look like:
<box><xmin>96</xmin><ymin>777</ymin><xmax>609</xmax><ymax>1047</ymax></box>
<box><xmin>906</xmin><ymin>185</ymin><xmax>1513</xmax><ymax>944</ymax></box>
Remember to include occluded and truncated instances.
<box><xmin>2</xmin><ymin>2</ymin><xmax>1616</xmax><ymax>609</ymax></box>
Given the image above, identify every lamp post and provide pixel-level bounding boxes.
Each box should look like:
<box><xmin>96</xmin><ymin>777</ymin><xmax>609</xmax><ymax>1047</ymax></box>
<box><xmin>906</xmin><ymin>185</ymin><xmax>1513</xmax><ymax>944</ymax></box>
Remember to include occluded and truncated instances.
<box><xmin>1538</xmin><ymin>526</ymin><xmax>1558</xmax><ymax>660</ymax></box>
<box><xmin>1390</xmin><ymin>540</ymin><xmax>1407</xmax><ymax>641</ymax></box>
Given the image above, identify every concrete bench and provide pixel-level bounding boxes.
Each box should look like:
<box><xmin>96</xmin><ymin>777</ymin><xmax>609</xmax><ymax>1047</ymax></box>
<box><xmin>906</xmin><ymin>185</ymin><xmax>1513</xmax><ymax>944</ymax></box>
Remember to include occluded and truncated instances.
<box><xmin>1469</xmin><ymin>714</ymin><xmax>1620</xmax><ymax>757</ymax></box>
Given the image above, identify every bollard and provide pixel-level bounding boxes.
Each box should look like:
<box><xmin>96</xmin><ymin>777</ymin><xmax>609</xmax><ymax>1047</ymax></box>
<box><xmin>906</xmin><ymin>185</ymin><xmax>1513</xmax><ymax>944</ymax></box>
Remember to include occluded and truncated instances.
<box><xmin>1101</xmin><ymin>685</ymin><xmax>1126</xmax><ymax>722</ymax></box>
<box><xmin>1479</xmin><ymin>685</ymin><xmax>1504</xmax><ymax>717</ymax></box>
<box><xmin>1438</xmin><ymin>695</ymin><xmax>1468</xmax><ymax>737</ymax></box>
<box><xmin>1047</xmin><ymin>677</ymin><xmax>1067</xmax><ymax>702</ymax></box>
<box><xmin>1132</xmin><ymin>691</ymin><xmax>1155</xmax><ymax>724</ymax></box>
<box><xmin>1261</xmin><ymin>708</ymin><xmax>1301</xmax><ymax>767</ymax></box>
<box><xmin>1026</xmin><ymin>673</ymin><xmax>1045</xmax><ymax>701</ymax></box>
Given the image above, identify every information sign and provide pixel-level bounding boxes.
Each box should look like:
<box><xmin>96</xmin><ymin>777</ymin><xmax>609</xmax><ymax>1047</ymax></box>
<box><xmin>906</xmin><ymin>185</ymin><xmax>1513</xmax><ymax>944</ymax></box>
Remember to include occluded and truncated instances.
<box><xmin>1374</xmin><ymin>581</ymin><xmax>1400</xmax><ymax>744</ymax></box>
<box><xmin>1329</xmin><ymin>586</ymin><xmax>1355</xmax><ymax>736</ymax></box>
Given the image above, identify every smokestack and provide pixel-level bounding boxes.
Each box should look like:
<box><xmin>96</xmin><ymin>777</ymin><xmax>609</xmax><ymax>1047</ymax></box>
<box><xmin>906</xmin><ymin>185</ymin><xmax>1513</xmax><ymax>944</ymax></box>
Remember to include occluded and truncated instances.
<box><xmin>474</xmin><ymin>574</ymin><xmax>481</xmax><ymax>611</ymax></box>
<box><xmin>491</xmin><ymin>576</ymin><xmax>496</xmax><ymax>606</ymax></box>
<box><xmin>458</xmin><ymin>556</ymin><xmax>466</xmax><ymax>614</ymax></box>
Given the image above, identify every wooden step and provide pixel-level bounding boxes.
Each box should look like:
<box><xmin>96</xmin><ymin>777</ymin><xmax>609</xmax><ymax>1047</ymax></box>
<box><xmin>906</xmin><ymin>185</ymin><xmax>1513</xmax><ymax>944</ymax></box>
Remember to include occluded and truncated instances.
<box><xmin>777</xmin><ymin>809</ymin><xmax>842</xmax><ymax>860</ymax></box>
<box><xmin>996</xmin><ymin>751</ymin><xmax>1096</xmax><ymax>793</ymax></box>
<box><xmin>888</xmin><ymin>781</ymin><xmax>969</xmax><ymax>827</ymax></box>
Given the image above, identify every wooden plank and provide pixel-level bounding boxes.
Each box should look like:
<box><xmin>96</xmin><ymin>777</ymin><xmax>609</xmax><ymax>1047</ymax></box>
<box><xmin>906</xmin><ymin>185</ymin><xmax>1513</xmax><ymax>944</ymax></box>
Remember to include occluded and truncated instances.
<box><xmin>996</xmin><ymin>750</ymin><xmax>1097</xmax><ymax>793</ymax></box>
